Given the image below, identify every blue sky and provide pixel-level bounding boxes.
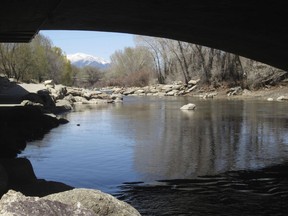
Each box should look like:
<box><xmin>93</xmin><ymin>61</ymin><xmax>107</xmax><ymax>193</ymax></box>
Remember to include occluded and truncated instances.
<box><xmin>40</xmin><ymin>30</ymin><xmax>135</xmax><ymax>61</ymax></box>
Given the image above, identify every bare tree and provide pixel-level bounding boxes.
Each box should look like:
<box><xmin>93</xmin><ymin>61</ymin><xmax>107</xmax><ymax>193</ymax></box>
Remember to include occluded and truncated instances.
<box><xmin>194</xmin><ymin>45</ymin><xmax>216</xmax><ymax>84</ymax></box>
<box><xmin>107</xmin><ymin>46</ymin><xmax>154</xmax><ymax>86</ymax></box>
<box><xmin>125</xmin><ymin>36</ymin><xmax>284</xmax><ymax>88</ymax></box>
<box><xmin>85</xmin><ymin>66</ymin><xmax>102</xmax><ymax>87</ymax></box>
<box><xmin>135</xmin><ymin>36</ymin><xmax>177</xmax><ymax>84</ymax></box>
<box><xmin>173</xmin><ymin>41</ymin><xmax>194</xmax><ymax>84</ymax></box>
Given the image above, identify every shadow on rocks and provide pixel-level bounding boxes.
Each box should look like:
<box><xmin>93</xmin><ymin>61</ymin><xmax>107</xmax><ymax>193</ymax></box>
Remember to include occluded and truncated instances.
<box><xmin>0</xmin><ymin>106</ymin><xmax>68</xmax><ymax>158</ymax></box>
<box><xmin>0</xmin><ymin>158</ymin><xmax>141</xmax><ymax>215</ymax></box>
<box><xmin>0</xmin><ymin>158</ymin><xmax>73</xmax><ymax>198</ymax></box>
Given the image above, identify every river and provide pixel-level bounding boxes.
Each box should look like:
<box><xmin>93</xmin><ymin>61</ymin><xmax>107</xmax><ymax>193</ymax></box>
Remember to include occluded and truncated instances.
<box><xmin>20</xmin><ymin>96</ymin><xmax>288</xmax><ymax>215</ymax></box>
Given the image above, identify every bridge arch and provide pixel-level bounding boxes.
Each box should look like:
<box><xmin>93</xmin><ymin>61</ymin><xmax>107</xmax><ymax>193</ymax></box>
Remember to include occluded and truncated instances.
<box><xmin>1</xmin><ymin>0</ymin><xmax>288</xmax><ymax>70</ymax></box>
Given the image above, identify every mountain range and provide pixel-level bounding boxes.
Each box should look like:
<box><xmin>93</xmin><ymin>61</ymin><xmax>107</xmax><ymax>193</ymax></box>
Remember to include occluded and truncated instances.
<box><xmin>67</xmin><ymin>53</ymin><xmax>110</xmax><ymax>69</ymax></box>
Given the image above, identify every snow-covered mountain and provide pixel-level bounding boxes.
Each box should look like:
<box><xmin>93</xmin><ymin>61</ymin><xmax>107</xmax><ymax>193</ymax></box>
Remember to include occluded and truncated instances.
<box><xmin>67</xmin><ymin>53</ymin><xmax>110</xmax><ymax>69</ymax></box>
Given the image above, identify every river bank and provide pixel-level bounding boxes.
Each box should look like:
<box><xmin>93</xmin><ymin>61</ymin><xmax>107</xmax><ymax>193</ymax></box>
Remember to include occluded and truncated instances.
<box><xmin>2</xmin><ymin>75</ymin><xmax>288</xmax><ymax>114</ymax></box>
<box><xmin>105</xmin><ymin>80</ymin><xmax>288</xmax><ymax>101</ymax></box>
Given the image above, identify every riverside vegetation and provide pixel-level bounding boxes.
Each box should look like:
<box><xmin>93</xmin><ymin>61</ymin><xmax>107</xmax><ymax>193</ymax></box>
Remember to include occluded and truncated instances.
<box><xmin>1</xmin><ymin>33</ymin><xmax>288</xmax><ymax>131</ymax></box>
<box><xmin>1</xmin><ymin>33</ymin><xmax>288</xmax><ymax>116</ymax></box>
<box><xmin>0</xmin><ymin>34</ymin><xmax>287</xmax><ymax>94</ymax></box>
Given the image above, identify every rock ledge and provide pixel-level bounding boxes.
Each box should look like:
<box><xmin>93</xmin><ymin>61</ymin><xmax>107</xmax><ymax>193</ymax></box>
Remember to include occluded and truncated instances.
<box><xmin>0</xmin><ymin>189</ymin><xmax>141</xmax><ymax>216</ymax></box>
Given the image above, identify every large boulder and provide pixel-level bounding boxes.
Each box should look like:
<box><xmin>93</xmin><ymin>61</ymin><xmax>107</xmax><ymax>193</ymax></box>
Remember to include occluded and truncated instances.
<box><xmin>0</xmin><ymin>158</ymin><xmax>73</xmax><ymax>198</ymax></box>
<box><xmin>161</xmin><ymin>85</ymin><xmax>174</xmax><ymax>93</ymax></box>
<box><xmin>55</xmin><ymin>99</ymin><xmax>73</xmax><ymax>113</ymax></box>
<box><xmin>227</xmin><ymin>86</ymin><xmax>242</xmax><ymax>96</ymax></box>
<box><xmin>43</xmin><ymin>79</ymin><xmax>55</xmax><ymax>88</ymax></box>
<box><xmin>166</xmin><ymin>89</ymin><xmax>179</xmax><ymax>96</ymax></box>
<box><xmin>180</xmin><ymin>103</ymin><xmax>196</xmax><ymax>110</ymax></box>
<box><xmin>74</xmin><ymin>96</ymin><xmax>89</xmax><ymax>104</ymax></box>
<box><xmin>111</xmin><ymin>94</ymin><xmax>123</xmax><ymax>103</ymax></box>
<box><xmin>134</xmin><ymin>89</ymin><xmax>145</xmax><ymax>95</ymax></box>
<box><xmin>90</xmin><ymin>93</ymin><xmax>111</xmax><ymax>100</ymax></box>
<box><xmin>123</xmin><ymin>88</ymin><xmax>135</xmax><ymax>96</ymax></box>
<box><xmin>0</xmin><ymin>190</ymin><xmax>96</xmax><ymax>216</ymax></box>
<box><xmin>277</xmin><ymin>95</ymin><xmax>288</xmax><ymax>101</ymax></box>
<box><xmin>0</xmin><ymin>189</ymin><xmax>141</xmax><ymax>216</ymax></box>
<box><xmin>67</xmin><ymin>87</ymin><xmax>83</xmax><ymax>97</ymax></box>
<box><xmin>188</xmin><ymin>79</ymin><xmax>200</xmax><ymax>86</ymax></box>
<box><xmin>54</xmin><ymin>85</ymin><xmax>68</xmax><ymax>100</ymax></box>
<box><xmin>44</xmin><ymin>188</ymin><xmax>141</xmax><ymax>216</ymax></box>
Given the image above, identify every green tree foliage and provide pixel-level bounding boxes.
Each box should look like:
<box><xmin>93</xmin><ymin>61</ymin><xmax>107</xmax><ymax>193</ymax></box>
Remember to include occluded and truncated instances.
<box><xmin>0</xmin><ymin>34</ymin><xmax>73</xmax><ymax>85</ymax></box>
<box><xmin>61</xmin><ymin>59</ymin><xmax>75</xmax><ymax>86</ymax></box>
<box><xmin>0</xmin><ymin>43</ymin><xmax>34</xmax><ymax>81</ymax></box>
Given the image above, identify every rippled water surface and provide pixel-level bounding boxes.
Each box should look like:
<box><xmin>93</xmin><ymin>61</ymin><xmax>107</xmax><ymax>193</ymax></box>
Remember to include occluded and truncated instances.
<box><xmin>21</xmin><ymin>97</ymin><xmax>288</xmax><ymax>215</ymax></box>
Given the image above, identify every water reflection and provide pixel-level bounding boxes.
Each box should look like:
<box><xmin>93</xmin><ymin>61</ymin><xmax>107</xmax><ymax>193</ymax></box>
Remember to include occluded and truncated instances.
<box><xmin>111</xmin><ymin>98</ymin><xmax>288</xmax><ymax>181</ymax></box>
<box><xmin>24</xmin><ymin>97</ymin><xmax>288</xmax><ymax>184</ymax></box>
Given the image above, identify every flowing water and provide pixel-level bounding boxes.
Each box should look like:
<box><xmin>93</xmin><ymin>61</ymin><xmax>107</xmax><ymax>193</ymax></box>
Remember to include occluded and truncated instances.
<box><xmin>20</xmin><ymin>96</ymin><xmax>288</xmax><ymax>215</ymax></box>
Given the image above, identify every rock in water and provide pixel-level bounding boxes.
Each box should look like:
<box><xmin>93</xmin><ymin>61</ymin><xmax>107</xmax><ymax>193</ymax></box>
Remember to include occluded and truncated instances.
<box><xmin>180</xmin><ymin>103</ymin><xmax>196</xmax><ymax>110</ymax></box>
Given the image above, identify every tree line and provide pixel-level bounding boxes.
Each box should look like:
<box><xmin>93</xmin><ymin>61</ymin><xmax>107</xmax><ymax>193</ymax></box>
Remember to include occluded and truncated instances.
<box><xmin>1</xmin><ymin>34</ymin><xmax>285</xmax><ymax>89</ymax></box>
<box><xmin>0</xmin><ymin>34</ymin><xmax>76</xmax><ymax>86</ymax></box>
<box><xmin>101</xmin><ymin>36</ymin><xmax>285</xmax><ymax>89</ymax></box>
<box><xmin>0</xmin><ymin>34</ymin><xmax>108</xmax><ymax>88</ymax></box>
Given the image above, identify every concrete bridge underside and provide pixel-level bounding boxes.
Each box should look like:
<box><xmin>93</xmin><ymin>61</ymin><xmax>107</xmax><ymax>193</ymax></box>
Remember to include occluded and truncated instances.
<box><xmin>0</xmin><ymin>0</ymin><xmax>287</xmax><ymax>70</ymax></box>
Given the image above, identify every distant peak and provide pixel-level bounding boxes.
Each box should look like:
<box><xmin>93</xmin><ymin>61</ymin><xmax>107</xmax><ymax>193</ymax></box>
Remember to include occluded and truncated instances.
<box><xmin>67</xmin><ymin>53</ymin><xmax>110</xmax><ymax>68</ymax></box>
<box><xmin>67</xmin><ymin>53</ymin><xmax>110</xmax><ymax>64</ymax></box>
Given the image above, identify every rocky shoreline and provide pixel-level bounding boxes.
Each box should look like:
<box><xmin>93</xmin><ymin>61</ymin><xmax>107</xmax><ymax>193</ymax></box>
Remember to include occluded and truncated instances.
<box><xmin>2</xmin><ymin>76</ymin><xmax>288</xmax><ymax>115</ymax></box>
<box><xmin>0</xmin><ymin>78</ymin><xmax>124</xmax><ymax>114</ymax></box>
<box><xmin>106</xmin><ymin>80</ymin><xmax>288</xmax><ymax>101</ymax></box>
